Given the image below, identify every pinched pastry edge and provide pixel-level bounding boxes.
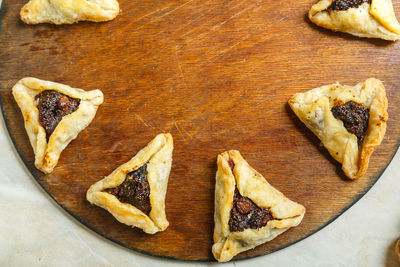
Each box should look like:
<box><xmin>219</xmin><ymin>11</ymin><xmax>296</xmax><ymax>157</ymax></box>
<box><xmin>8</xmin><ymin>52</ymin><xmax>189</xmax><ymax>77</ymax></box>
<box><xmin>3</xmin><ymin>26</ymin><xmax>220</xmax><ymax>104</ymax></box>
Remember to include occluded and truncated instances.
<box><xmin>212</xmin><ymin>150</ymin><xmax>305</xmax><ymax>262</ymax></box>
<box><xmin>289</xmin><ymin>78</ymin><xmax>388</xmax><ymax>179</ymax></box>
<box><xmin>308</xmin><ymin>0</ymin><xmax>400</xmax><ymax>40</ymax></box>
<box><xmin>12</xmin><ymin>77</ymin><xmax>104</xmax><ymax>174</ymax></box>
<box><xmin>86</xmin><ymin>133</ymin><xmax>173</xmax><ymax>234</ymax></box>
<box><xmin>20</xmin><ymin>0</ymin><xmax>120</xmax><ymax>25</ymax></box>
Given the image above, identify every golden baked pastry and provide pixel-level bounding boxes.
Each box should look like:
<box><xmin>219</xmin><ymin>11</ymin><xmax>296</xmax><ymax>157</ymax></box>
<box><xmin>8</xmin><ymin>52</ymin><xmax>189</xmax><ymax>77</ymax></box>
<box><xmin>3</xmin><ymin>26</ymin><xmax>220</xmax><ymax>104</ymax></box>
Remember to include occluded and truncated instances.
<box><xmin>212</xmin><ymin>150</ymin><xmax>305</xmax><ymax>262</ymax></box>
<box><xmin>308</xmin><ymin>0</ymin><xmax>400</xmax><ymax>40</ymax></box>
<box><xmin>12</xmin><ymin>77</ymin><xmax>104</xmax><ymax>174</ymax></box>
<box><xmin>289</xmin><ymin>78</ymin><xmax>388</xmax><ymax>179</ymax></box>
<box><xmin>20</xmin><ymin>0</ymin><xmax>119</xmax><ymax>25</ymax></box>
<box><xmin>86</xmin><ymin>133</ymin><xmax>173</xmax><ymax>234</ymax></box>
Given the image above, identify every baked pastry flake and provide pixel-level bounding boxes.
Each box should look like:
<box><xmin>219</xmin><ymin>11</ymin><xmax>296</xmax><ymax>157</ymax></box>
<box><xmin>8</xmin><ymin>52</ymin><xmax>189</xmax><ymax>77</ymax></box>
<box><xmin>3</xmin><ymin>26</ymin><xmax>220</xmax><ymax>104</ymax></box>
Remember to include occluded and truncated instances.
<box><xmin>212</xmin><ymin>150</ymin><xmax>305</xmax><ymax>262</ymax></box>
<box><xmin>289</xmin><ymin>78</ymin><xmax>388</xmax><ymax>179</ymax></box>
<box><xmin>20</xmin><ymin>0</ymin><xmax>120</xmax><ymax>25</ymax></box>
<box><xmin>12</xmin><ymin>77</ymin><xmax>104</xmax><ymax>174</ymax></box>
<box><xmin>86</xmin><ymin>133</ymin><xmax>173</xmax><ymax>234</ymax></box>
<box><xmin>308</xmin><ymin>0</ymin><xmax>400</xmax><ymax>40</ymax></box>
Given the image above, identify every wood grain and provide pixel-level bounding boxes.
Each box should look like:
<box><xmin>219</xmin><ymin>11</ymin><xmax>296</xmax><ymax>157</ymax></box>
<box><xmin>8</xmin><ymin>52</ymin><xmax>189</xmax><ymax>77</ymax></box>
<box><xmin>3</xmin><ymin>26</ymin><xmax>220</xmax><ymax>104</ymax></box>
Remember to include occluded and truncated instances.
<box><xmin>1</xmin><ymin>0</ymin><xmax>400</xmax><ymax>261</ymax></box>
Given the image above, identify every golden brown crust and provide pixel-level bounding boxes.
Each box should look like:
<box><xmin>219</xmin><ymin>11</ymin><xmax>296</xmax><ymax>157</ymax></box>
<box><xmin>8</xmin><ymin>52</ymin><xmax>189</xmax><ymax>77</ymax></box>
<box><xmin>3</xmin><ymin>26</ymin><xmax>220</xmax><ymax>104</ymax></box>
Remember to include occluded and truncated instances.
<box><xmin>20</xmin><ymin>0</ymin><xmax>119</xmax><ymax>25</ymax></box>
<box><xmin>212</xmin><ymin>150</ymin><xmax>306</xmax><ymax>262</ymax></box>
<box><xmin>289</xmin><ymin>78</ymin><xmax>388</xmax><ymax>179</ymax></box>
<box><xmin>308</xmin><ymin>0</ymin><xmax>400</xmax><ymax>40</ymax></box>
<box><xmin>12</xmin><ymin>77</ymin><xmax>104</xmax><ymax>173</ymax></box>
<box><xmin>86</xmin><ymin>133</ymin><xmax>173</xmax><ymax>234</ymax></box>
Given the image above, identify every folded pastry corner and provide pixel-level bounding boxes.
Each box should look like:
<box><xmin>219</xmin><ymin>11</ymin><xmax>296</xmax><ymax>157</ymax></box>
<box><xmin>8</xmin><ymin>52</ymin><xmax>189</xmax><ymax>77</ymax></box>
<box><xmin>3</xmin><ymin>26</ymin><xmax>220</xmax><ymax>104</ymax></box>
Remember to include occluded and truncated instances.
<box><xmin>12</xmin><ymin>77</ymin><xmax>104</xmax><ymax>174</ymax></box>
<box><xmin>86</xmin><ymin>133</ymin><xmax>173</xmax><ymax>234</ymax></box>
<box><xmin>20</xmin><ymin>0</ymin><xmax>120</xmax><ymax>25</ymax></box>
<box><xmin>289</xmin><ymin>78</ymin><xmax>388</xmax><ymax>179</ymax></box>
<box><xmin>212</xmin><ymin>150</ymin><xmax>305</xmax><ymax>262</ymax></box>
<box><xmin>308</xmin><ymin>0</ymin><xmax>400</xmax><ymax>40</ymax></box>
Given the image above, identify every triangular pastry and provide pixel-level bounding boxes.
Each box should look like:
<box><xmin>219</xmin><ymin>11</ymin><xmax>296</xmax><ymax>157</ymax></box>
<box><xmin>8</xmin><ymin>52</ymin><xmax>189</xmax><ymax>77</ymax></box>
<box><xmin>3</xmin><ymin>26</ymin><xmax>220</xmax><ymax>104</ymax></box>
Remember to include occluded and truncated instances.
<box><xmin>86</xmin><ymin>133</ymin><xmax>173</xmax><ymax>234</ymax></box>
<box><xmin>20</xmin><ymin>0</ymin><xmax>120</xmax><ymax>25</ymax></box>
<box><xmin>12</xmin><ymin>77</ymin><xmax>104</xmax><ymax>174</ymax></box>
<box><xmin>289</xmin><ymin>78</ymin><xmax>388</xmax><ymax>179</ymax></box>
<box><xmin>308</xmin><ymin>0</ymin><xmax>400</xmax><ymax>40</ymax></box>
<box><xmin>212</xmin><ymin>150</ymin><xmax>305</xmax><ymax>262</ymax></box>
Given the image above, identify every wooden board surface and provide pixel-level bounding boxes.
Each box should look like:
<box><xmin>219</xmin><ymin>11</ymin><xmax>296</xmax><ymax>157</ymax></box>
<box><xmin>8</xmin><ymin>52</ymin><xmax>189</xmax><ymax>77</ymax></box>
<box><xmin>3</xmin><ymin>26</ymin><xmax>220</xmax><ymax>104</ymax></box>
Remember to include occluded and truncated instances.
<box><xmin>1</xmin><ymin>0</ymin><xmax>400</xmax><ymax>261</ymax></box>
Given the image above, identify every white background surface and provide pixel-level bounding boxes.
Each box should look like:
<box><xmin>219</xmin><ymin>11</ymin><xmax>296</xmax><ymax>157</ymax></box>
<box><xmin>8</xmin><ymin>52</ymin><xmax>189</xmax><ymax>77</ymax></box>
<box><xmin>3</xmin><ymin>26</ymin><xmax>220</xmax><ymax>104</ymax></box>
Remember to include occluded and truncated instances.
<box><xmin>1</xmin><ymin>110</ymin><xmax>400</xmax><ymax>267</ymax></box>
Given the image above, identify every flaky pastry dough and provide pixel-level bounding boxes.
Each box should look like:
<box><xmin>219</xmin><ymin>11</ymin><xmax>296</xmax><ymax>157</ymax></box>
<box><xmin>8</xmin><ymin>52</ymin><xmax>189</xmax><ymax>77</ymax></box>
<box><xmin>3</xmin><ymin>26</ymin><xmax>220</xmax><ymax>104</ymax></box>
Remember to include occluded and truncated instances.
<box><xmin>212</xmin><ymin>150</ymin><xmax>305</xmax><ymax>262</ymax></box>
<box><xmin>308</xmin><ymin>0</ymin><xmax>400</xmax><ymax>40</ymax></box>
<box><xmin>12</xmin><ymin>77</ymin><xmax>104</xmax><ymax>174</ymax></box>
<box><xmin>86</xmin><ymin>133</ymin><xmax>173</xmax><ymax>234</ymax></box>
<box><xmin>289</xmin><ymin>78</ymin><xmax>388</xmax><ymax>179</ymax></box>
<box><xmin>20</xmin><ymin>0</ymin><xmax>119</xmax><ymax>25</ymax></box>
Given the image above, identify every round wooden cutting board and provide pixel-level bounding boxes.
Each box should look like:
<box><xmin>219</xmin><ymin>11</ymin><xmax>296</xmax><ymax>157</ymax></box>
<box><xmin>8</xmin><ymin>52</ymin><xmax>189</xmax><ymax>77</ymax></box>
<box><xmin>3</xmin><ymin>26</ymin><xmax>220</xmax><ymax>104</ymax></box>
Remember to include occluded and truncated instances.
<box><xmin>1</xmin><ymin>0</ymin><xmax>400</xmax><ymax>261</ymax></box>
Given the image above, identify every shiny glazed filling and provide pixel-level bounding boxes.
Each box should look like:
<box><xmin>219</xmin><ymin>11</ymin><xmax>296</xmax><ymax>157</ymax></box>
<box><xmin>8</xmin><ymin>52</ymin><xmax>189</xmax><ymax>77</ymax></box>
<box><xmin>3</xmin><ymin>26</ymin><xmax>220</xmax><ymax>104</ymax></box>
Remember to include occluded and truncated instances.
<box><xmin>229</xmin><ymin>189</ymin><xmax>273</xmax><ymax>232</ymax></box>
<box><xmin>35</xmin><ymin>90</ymin><xmax>80</xmax><ymax>140</ymax></box>
<box><xmin>327</xmin><ymin>0</ymin><xmax>371</xmax><ymax>10</ymax></box>
<box><xmin>105</xmin><ymin>164</ymin><xmax>151</xmax><ymax>215</ymax></box>
<box><xmin>331</xmin><ymin>101</ymin><xmax>369</xmax><ymax>144</ymax></box>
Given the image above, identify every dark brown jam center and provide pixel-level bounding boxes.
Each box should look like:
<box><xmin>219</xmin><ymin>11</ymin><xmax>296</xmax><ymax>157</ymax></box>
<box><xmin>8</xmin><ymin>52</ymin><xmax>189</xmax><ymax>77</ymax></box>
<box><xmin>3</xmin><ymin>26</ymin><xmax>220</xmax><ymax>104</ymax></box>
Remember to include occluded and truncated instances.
<box><xmin>35</xmin><ymin>90</ymin><xmax>80</xmax><ymax>140</ymax></box>
<box><xmin>327</xmin><ymin>0</ymin><xmax>371</xmax><ymax>10</ymax></box>
<box><xmin>106</xmin><ymin>164</ymin><xmax>151</xmax><ymax>215</ymax></box>
<box><xmin>229</xmin><ymin>188</ymin><xmax>273</xmax><ymax>232</ymax></box>
<box><xmin>331</xmin><ymin>101</ymin><xmax>369</xmax><ymax>144</ymax></box>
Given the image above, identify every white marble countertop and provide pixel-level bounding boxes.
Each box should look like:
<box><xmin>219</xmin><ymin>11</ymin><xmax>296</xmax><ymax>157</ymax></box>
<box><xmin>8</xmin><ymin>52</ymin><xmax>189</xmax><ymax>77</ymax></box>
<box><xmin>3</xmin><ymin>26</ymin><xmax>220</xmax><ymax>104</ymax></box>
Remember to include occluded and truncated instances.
<box><xmin>1</xmin><ymin>110</ymin><xmax>399</xmax><ymax>267</ymax></box>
